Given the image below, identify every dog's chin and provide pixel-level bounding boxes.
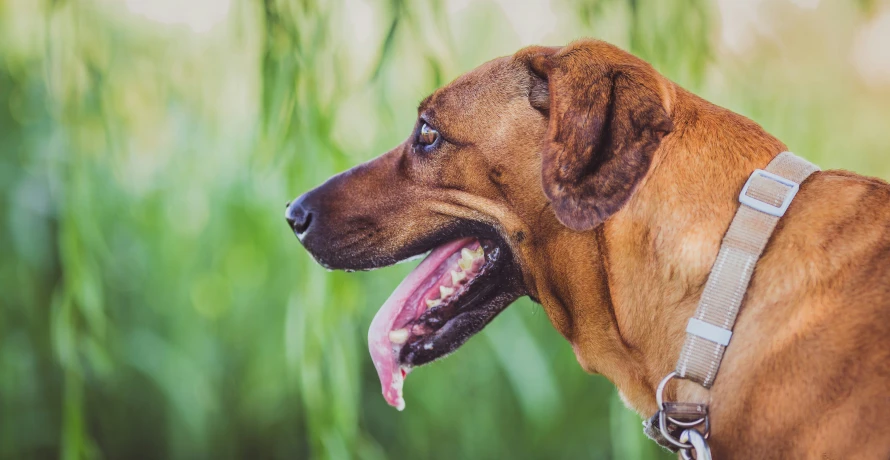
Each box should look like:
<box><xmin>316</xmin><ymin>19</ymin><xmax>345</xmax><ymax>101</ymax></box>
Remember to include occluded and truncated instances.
<box><xmin>364</xmin><ymin>230</ymin><xmax>526</xmax><ymax>411</ymax></box>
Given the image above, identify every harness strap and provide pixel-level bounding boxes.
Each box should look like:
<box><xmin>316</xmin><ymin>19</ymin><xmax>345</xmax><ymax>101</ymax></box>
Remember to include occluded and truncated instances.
<box><xmin>645</xmin><ymin>152</ymin><xmax>820</xmax><ymax>454</ymax></box>
<box><xmin>676</xmin><ymin>152</ymin><xmax>820</xmax><ymax>386</ymax></box>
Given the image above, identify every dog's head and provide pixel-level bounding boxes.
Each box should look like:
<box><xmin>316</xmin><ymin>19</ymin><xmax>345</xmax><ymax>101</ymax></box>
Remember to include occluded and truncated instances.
<box><xmin>285</xmin><ymin>40</ymin><xmax>673</xmax><ymax>409</ymax></box>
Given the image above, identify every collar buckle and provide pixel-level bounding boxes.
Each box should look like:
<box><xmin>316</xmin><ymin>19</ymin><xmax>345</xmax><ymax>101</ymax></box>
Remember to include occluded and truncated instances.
<box><xmin>739</xmin><ymin>168</ymin><xmax>800</xmax><ymax>217</ymax></box>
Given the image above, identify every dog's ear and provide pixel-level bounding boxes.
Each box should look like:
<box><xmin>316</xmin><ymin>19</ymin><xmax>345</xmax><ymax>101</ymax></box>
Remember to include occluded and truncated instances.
<box><xmin>518</xmin><ymin>42</ymin><xmax>673</xmax><ymax>231</ymax></box>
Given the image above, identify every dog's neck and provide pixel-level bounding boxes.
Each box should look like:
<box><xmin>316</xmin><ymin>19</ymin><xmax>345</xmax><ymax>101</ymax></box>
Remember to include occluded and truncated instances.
<box><xmin>527</xmin><ymin>88</ymin><xmax>787</xmax><ymax>416</ymax></box>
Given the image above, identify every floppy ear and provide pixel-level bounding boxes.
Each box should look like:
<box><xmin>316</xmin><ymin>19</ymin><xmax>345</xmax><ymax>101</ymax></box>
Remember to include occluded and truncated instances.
<box><xmin>520</xmin><ymin>42</ymin><xmax>674</xmax><ymax>231</ymax></box>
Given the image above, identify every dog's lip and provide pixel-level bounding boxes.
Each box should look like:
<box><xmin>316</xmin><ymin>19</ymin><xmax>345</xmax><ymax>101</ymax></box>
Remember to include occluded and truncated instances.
<box><xmin>367</xmin><ymin>234</ymin><xmax>521</xmax><ymax>410</ymax></box>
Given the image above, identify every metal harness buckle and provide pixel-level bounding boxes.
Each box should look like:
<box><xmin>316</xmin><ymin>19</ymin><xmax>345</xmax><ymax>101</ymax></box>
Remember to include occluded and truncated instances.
<box><xmin>656</xmin><ymin>372</ymin><xmax>712</xmax><ymax>460</ymax></box>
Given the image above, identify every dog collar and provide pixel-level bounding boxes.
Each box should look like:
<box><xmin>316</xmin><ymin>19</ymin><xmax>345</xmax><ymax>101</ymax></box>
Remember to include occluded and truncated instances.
<box><xmin>645</xmin><ymin>152</ymin><xmax>820</xmax><ymax>458</ymax></box>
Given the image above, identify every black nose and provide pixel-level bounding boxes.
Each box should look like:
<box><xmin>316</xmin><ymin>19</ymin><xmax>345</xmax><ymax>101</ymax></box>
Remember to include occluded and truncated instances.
<box><xmin>285</xmin><ymin>197</ymin><xmax>314</xmax><ymax>236</ymax></box>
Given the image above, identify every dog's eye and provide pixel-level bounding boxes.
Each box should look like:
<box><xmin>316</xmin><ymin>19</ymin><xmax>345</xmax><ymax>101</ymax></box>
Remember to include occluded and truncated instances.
<box><xmin>418</xmin><ymin>122</ymin><xmax>439</xmax><ymax>147</ymax></box>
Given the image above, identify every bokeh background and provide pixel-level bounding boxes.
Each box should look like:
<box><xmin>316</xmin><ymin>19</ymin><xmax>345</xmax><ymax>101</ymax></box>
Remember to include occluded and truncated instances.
<box><xmin>3</xmin><ymin>0</ymin><xmax>890</xmax><ymax>458</ymax></box>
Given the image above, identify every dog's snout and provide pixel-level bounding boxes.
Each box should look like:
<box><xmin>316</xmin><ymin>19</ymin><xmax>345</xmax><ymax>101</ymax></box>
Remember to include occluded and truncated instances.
<box><xmin>285</xmin><ymin>197</ymin><xmax>314</xmax><ymax>237</ymax></box>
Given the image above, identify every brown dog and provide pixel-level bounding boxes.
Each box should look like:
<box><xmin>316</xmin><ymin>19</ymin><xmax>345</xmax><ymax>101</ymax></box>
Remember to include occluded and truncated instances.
<box><xmin>285</xmin><ymin>39</ymin><xmax>890</xmax><ymax>458</ymax></box>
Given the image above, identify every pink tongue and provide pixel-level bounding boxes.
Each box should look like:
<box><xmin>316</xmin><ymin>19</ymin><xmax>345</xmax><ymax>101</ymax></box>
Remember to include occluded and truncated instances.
<box><xmin>367</xmin><ymin>238</ymin><xmax>473</xmax><ymax>410</ymax></box>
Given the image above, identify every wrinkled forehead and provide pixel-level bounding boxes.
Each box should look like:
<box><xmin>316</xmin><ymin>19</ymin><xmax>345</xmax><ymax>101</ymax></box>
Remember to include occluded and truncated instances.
<box><xmin>419</xmin><ymin>56</ymin><xmax>530</xmax><ymax>142</ymax></box>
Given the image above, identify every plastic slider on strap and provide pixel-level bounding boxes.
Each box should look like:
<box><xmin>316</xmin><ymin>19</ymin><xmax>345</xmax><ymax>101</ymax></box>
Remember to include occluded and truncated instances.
<box><xmin>686</xmin><ymin>318</ymin><xmax>732</xmax><ymax>346</ymax></box>
<box><xmin>738</xmin><ymin>169</ymin><xmax>799</xmax><ymax>217</ymax></box>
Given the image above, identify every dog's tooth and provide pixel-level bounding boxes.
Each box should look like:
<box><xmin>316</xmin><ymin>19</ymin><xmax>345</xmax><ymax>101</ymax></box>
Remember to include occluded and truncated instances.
<box><xmin>458</xmin><ymin>257</ymin><xmax>473</xmax><ymax>271</ymax></box>
<box><xmin>388</xmin><ymin>328</ymin><xmax>409</xmax><ymax>345</ymax></box>
<box><xmin>439</xmin><ymin>286</ymin><xmax>455</xmax><ymax>298</ymax></box>
<box><xmin>450</xmin><ymin>270</ymin><xmax>466</xmax><ymax>285</ymax></box>
<box><xmin>425</xmin><ymin>298</ymin><xmax>442</xmax><ymax>308</ymax></box>
<box><xmin>461</xmin><ymin>248</ymin><xmax>474</xmax><ymax>261</ymax></box>
<box><xmin>471</xmin><ymin>247</ymin><xmax>484</xmax><ymax>260</ymax></box>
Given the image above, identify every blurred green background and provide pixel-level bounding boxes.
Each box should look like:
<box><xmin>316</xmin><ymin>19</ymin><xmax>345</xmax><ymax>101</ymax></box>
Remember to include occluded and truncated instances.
<box><xmin>2</xmin><ymin>0</ymin><xmax>889</xmax><ymax>458</ymax></box>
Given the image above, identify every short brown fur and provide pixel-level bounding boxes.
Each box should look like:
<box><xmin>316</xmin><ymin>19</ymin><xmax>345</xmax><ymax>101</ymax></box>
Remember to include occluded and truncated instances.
<box><xmin>292</xmin><ymin>40</ymin><xmax>890</xmax><ymax>458</ymax></box>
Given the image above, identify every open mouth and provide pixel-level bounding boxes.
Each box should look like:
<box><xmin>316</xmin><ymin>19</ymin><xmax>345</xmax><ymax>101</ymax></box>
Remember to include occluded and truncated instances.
<box><xmin>368</xmin><ymin>236</ymin><xmax>524</xmax><ymax>410</ymax></box>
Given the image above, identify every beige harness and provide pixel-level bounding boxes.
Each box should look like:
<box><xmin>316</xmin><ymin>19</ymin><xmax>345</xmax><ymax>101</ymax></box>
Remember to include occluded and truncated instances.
<box><xmin>647</xmin><ymin>152</ymin><xmax>820</xmax><ymax>458</ymax></box>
